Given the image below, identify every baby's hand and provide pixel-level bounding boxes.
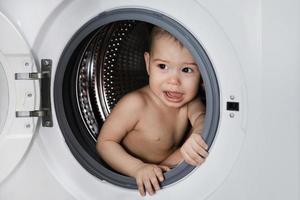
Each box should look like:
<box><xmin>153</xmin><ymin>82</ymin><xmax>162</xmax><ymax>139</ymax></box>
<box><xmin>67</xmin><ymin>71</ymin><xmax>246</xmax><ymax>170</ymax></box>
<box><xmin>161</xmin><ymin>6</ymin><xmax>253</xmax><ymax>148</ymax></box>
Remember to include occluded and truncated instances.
<box><xmin>180</xmin><ymin>133</ymin><xmax>209</xmax><ymax>166</ymax></box>
<box><xmin>133</xmin><ymin>163</ymin><xmax>168</xmax><ymax>196</ymax></box>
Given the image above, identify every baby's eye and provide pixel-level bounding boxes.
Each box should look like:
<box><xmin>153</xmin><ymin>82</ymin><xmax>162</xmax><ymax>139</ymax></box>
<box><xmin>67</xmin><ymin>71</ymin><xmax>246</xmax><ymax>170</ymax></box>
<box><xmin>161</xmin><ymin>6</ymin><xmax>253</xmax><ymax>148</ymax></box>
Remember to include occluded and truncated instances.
<box><xmin>158</xmin><ymin>64</ymin><xmax>168</xmax><ymax>70</ymax></box>
<box><xmin>182</xmin><ymin>67</ymin><xmax>193</xmax><ymax>73</ymax></box>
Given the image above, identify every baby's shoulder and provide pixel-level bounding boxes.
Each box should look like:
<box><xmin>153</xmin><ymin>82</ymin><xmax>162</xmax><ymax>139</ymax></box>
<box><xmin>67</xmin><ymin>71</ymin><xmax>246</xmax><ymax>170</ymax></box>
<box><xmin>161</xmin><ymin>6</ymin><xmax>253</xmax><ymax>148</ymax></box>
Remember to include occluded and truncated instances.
<box><xmin>117</xmin><ymin>88</ymin><xmax>148</xmax><ymax>109</ymax></box>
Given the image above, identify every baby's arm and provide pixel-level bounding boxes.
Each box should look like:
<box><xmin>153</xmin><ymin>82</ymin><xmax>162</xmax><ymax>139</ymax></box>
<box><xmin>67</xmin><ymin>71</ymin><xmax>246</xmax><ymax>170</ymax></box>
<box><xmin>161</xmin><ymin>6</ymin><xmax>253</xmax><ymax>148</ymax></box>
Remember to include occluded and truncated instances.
<box><xmin>159</xmin><ymin>149</ymin><xmax>182</xmax><ymax>168</ymax></box>
<box><xmin>160</xmin><ymin>98</ymin><xmax>208</xmax><ymax>167</ymax></box>
<box><xmin>160</xmin><ymin>98</ymin><xmax>207</xmax><ymax>167</ymax></box>
<box><xmin>96</xmin><ymin>92</ymin><xmax>166</xmax><ymax>196</ymax></box>
<box><xmin>188</xmin><ymin>97</ymin><xmax>206</xmax><ymax>134</ymax></box>
<box><xmin>180</xmin><ymin>98</ymin><xmax>209</xmax><ymax>166</ymax></box>
<box><xmin>97</xmin><ymin>93</ymin><xmax>145</xmax><ymax>175</ymax></box>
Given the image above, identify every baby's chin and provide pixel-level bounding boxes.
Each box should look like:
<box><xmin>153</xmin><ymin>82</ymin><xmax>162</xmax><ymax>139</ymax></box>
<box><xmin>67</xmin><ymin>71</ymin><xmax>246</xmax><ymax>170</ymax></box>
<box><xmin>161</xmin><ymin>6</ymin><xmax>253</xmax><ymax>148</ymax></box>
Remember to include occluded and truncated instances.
<box><xmin>162</xmin><ymin>100</ymin><xmax>188</xmax><ymax>108</ymax></box>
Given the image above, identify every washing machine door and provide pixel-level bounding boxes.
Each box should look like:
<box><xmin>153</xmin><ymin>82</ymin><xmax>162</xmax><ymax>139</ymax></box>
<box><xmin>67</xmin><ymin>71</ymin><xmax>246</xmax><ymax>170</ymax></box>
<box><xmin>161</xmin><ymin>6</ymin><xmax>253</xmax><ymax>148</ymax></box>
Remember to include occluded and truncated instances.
<box><xmin>0</xmin><ymin>13</ymin><xmax>44</xmax><ymax>183</ymax></box>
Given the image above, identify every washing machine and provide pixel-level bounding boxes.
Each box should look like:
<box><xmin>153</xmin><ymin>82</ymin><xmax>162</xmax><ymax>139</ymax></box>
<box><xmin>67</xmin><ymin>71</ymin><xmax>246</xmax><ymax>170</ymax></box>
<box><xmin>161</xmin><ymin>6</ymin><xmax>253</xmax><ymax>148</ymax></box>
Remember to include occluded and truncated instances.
<box><xmin>0</xmin><ymin>0</ymin><xmax>299</xmax><ymax>199</ymax></box>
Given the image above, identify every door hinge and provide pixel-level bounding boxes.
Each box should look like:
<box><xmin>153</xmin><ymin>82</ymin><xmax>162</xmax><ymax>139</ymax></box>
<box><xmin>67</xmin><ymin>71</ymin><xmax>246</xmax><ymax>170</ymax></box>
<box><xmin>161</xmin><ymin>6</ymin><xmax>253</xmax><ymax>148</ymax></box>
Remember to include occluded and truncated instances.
<box><xmin>15</xmin><ymin>59</ymin><xmax>53</xmax><ymax>127</ymax></box>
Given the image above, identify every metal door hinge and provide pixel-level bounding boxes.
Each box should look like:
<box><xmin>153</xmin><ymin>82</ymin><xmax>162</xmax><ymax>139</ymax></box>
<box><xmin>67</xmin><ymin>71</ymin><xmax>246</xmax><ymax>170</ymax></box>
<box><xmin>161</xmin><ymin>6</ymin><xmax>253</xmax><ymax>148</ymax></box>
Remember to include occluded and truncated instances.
<box><xmin>15</xmin><ymin>59</ymin><xmax>53</xmax><ymax>127</ymax></box>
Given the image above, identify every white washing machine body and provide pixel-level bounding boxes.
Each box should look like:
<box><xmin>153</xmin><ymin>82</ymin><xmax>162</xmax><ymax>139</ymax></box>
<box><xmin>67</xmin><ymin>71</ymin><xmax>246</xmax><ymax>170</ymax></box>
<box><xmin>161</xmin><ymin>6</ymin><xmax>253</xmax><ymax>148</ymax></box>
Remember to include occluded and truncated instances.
<box><xmin>0</xmin><ymin>0</ymin><xmax>299</xmax><ymax>200</ymax></box>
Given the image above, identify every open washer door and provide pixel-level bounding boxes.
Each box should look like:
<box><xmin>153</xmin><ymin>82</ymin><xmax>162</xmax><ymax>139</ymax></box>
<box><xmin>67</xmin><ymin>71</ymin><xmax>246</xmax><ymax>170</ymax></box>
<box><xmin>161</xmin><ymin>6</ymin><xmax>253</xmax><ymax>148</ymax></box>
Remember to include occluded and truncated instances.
<box><xmin>0</xmin><ymin>13</ymin><xmax>47</xmax><ymax>183</ymax></box>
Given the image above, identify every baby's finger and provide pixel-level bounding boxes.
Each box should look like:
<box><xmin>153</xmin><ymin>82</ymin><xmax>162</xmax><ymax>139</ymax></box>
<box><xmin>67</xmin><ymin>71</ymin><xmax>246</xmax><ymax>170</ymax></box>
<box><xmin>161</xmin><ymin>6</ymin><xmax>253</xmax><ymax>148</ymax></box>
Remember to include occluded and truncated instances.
<box><xmin>185</xmin><ymin>145</ymin><xmax>204</xmax><ymax>165</ymax></box>
<box><xmin>154</xmin><ymin>167</ymin><xmax>165</xmax><ymax>182</ymax></box>
<box><xmin>181</xmin><ymin>149</ymin><xmax>198</xmax><ymax>166</ymax></box>
<box><xmin>158</xmin><ymin>165</ymin><xmax>171</xmax><ymax>172</ymax></box>
<box><xmin>144</xmin><ymin>179</ymin><xmax>154</xmax><ymax>196</ymax></box>
<box><xmin>191</xmin><ymin>139</ymin><xmax>209</xmax><ymax>158</ymax></box>
<box><xmin>193</xmin><ymin>134</ymin><xmax>209</xmax><ymax>150</ymax></box>
<box><xmin>136</xmin><ymin>178</ymin><xmax>145</xmax><ymax>196</ymax></box>
<box><xmin>149</xmin><ymin>175</ymin><xmax>160</xmax><ymax>191</ymax></box>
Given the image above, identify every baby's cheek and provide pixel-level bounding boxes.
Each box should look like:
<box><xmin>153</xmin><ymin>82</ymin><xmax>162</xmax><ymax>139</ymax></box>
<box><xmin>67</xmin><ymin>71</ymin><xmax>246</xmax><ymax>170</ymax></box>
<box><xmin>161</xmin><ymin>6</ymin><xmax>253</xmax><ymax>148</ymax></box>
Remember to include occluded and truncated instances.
<box><xmin>187</xmin><ymin>81</ymin><xmax>199</xmax><ymax>94</ymax></box>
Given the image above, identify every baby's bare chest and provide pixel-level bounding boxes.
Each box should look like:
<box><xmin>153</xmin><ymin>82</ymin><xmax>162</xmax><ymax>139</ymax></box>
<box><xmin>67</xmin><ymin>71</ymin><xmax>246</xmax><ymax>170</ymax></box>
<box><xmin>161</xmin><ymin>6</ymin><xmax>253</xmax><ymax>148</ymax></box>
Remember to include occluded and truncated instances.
<box><xmin>121</xmin><ymin>107</ymin><xmax>189</xmax><ymax>162</ymax></box>
<box><xmin>135</xmin><ymin>110</ymin><xmax>189</xmax><ymax>146</ymax></box>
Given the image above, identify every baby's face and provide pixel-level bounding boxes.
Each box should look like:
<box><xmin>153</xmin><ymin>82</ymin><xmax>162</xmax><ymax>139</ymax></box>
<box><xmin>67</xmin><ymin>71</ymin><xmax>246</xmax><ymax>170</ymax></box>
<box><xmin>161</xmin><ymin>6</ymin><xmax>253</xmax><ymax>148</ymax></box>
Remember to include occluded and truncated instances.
<box><xmin>144</xmin><ymin>35</ymin><xmax>201</xmax><ymax>108</ymax></box>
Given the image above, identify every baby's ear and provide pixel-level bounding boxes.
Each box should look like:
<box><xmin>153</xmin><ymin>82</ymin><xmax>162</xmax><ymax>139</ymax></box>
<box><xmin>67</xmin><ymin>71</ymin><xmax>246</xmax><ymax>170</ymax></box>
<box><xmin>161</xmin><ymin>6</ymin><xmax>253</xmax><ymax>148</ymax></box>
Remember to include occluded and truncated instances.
<box><xmin>144</xmin><ymin>52</ymin><xmax>150</xmax><ymax>75</ymax></box>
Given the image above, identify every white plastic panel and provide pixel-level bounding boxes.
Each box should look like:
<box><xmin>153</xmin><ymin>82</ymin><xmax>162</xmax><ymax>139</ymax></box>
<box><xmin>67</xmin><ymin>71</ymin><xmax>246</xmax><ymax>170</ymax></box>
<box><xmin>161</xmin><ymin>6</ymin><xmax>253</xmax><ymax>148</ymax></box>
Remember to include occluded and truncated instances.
<box><xmin>0</xmin><ymin>12</ymin><xmax>39</xmax><ymax>183</ymax></box>
<box><xmin>0</xmin><ymin>63</ymin><xmax>9</xmax><ymax>135</ymax></box>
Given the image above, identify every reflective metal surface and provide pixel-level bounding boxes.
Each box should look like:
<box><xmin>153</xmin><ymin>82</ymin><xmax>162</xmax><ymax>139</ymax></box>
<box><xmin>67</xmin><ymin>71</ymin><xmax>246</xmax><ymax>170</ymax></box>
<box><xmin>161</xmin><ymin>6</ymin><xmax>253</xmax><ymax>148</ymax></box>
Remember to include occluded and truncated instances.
<box><xmin>76</xmin><ymin>21</ymin><xmax>149</xmax><ymax>140</ymax></box>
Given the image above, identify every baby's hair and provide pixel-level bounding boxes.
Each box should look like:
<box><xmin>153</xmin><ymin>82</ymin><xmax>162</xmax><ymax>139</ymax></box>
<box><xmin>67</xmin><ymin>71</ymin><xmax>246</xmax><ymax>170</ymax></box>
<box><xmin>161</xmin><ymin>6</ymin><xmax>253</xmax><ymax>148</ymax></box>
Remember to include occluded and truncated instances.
<box><xmin>148</xmin><ymin>26</ymin><xmax>184</xmax><ymax>52</ymax></box>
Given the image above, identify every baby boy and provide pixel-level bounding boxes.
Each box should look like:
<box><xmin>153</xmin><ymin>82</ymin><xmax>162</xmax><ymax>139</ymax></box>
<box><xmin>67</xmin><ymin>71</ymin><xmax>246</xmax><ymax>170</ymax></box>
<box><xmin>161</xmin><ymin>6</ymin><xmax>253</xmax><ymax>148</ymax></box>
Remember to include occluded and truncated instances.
<box><xmin>97</xmin><ymin>26</ymin><xmax>208</xmax><ymax>196</ymax></box>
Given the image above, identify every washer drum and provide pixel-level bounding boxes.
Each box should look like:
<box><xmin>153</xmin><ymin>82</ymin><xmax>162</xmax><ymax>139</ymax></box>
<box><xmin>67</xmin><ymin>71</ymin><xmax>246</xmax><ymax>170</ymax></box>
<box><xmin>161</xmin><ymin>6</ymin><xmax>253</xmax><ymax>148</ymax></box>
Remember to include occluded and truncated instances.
<box><xmin>76</xmin><ymin>21</ymin><xmax>150</xmax><ymax>141</ymax></box>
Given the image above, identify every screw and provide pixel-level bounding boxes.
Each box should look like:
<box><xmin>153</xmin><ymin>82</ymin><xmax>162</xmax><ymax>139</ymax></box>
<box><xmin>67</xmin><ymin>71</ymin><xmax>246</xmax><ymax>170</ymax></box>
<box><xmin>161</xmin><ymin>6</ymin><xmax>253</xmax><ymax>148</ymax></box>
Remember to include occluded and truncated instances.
<box><xmin>229</xmin><ymin>113</ymin><xmax>235</xmax><ymax>118</ymax></box>
<box><xmin>27</xmin><ymin>93</ymin><xmax>32</xmax><ymax>97</ymax></box>
<box><xmin>230</xmin><ymin>95</ymin><xmax>235</xmax><ymax>100</ymax></box>
<box><xmin>24</xmin><ymin>62</ymin><xmax>30</xmax><ymax>67</ymax></box>
<box><xmin>45</xmin><ymin>121</ymin><xmax>51</xmax><ymax>126</ymax></box>
<box><xmin>43</xmin><ymin>60</ymin><xmax>50</xmax><ymax>66</ymax></box>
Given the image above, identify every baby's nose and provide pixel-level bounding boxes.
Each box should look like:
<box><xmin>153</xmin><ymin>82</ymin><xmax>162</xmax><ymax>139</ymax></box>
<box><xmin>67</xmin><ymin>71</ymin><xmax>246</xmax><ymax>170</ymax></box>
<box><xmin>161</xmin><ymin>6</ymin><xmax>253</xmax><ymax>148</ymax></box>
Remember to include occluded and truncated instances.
<box><xmin>168</xmin><ymin>73</ymin><xmax>181</xmax><ymax>85</ymax></box>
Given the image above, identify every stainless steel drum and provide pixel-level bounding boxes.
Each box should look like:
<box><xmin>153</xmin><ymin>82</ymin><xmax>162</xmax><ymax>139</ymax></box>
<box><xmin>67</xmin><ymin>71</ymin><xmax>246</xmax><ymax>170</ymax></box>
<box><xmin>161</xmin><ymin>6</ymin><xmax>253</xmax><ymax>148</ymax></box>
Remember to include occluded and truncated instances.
<box><xmin>76</xmin><ymin>21</ymin><xmax>149</xmax><ymax>141</ymax></box>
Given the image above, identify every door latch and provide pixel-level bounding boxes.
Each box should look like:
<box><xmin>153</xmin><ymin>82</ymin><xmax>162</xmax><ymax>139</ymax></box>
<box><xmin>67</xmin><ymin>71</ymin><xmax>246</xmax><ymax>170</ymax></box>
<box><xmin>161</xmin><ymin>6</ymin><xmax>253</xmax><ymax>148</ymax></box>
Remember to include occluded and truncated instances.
<box><xmin>15</xmin><ymin>59</ymin><xmax>53</xmax><ymax>127</ymax></box>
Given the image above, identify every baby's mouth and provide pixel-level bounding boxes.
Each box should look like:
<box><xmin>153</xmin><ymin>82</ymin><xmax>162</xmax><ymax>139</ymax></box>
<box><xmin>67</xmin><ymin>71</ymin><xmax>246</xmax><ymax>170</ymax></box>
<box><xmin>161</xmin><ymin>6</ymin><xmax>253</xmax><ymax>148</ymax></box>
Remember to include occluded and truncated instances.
<box><xmin>164</xmin><ymin>91</ymin><xmax>184</xmax><ymax>102</ymax></box>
